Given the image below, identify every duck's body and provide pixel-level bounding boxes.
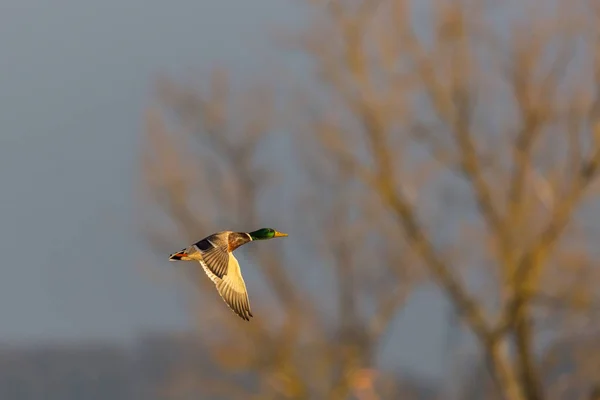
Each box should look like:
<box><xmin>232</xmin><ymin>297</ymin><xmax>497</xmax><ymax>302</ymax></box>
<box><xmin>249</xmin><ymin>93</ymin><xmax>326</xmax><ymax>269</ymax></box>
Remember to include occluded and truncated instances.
<box><xmin>169</xmin><ymin>228</ymin><xmax>287</xmax><ymax>321</ymax></box>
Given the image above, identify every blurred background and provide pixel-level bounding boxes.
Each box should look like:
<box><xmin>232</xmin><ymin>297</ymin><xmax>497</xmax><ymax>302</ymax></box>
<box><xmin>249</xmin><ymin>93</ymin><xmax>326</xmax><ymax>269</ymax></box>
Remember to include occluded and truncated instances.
<box><xmin>1</xmin><ymin>0</ymin><xmax>600</xmax><ymax>399</ymax></box>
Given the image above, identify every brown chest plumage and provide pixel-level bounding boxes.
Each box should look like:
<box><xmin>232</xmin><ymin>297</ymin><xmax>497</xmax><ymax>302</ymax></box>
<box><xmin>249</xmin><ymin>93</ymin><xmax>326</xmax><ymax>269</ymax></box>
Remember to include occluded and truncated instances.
<box><xmin>227</xmin><ymin>232</ymin><xmax>252</xmax><ymax>252</ymax></box>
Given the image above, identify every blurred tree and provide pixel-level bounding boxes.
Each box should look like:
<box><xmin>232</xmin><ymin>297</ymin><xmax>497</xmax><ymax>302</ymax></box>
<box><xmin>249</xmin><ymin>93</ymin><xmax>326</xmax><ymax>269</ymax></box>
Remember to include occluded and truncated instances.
<box><xmin>139</xmin><ymin>0</ymin><xmax>600</xmax><ymax>399</ymax></box>
<box><xmin>139</xmin><ymin>68</ymin><xmax>419</xmax><ymax>399</ymax></box>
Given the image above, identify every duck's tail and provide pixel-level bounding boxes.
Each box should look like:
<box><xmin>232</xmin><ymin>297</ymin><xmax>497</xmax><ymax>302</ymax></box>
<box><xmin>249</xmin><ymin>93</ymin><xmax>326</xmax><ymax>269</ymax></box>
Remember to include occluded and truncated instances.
<box><xmin>169</xmin><ymin>248</ymin><xmax>192</xmax><ymax>261</ymax></box>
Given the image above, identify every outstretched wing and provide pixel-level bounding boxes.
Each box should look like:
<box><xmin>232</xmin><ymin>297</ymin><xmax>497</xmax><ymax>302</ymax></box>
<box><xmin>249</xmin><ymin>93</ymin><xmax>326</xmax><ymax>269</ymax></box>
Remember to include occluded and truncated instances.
<box><xmin>192</xmin><ymin>234</ymin><xmax>253</xmax><ymax>320</ymax></box>
<box><xmin>213</xmin><ymin>253</ymin><xmax>253</xmax><ymax>321</ymax></box>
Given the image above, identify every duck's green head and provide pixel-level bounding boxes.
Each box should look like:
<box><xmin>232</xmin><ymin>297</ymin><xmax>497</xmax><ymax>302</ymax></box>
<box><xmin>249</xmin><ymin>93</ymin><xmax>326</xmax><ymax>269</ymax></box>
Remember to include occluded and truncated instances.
<box><xmin>248</xmin><ymin>228</ymin><xmax>288</xmax><ymax>240</ymax></box>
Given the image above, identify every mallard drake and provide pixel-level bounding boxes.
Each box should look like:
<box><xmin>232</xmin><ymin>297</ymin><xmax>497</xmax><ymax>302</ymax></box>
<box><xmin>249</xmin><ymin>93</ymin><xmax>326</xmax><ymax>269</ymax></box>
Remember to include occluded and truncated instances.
<box><xmin>169</xmin><ymin>228</ymin><xmax>288</xmax><ymax>321</ymax></box>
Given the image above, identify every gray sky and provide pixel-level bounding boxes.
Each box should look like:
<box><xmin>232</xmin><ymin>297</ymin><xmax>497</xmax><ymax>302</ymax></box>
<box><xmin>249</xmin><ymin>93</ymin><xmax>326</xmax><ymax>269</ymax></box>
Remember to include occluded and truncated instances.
<box><xmin>0</xmin><ymin>0</ymin><xmax>447</xmax><ymax>378</ymax></box>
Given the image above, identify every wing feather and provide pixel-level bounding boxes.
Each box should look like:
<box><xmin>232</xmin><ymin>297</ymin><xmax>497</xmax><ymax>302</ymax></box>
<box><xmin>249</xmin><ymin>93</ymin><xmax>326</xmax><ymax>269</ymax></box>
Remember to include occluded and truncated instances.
<box><xmin>193</xmin><ymin>236</ymin><xmax>229</xmax><ymax>278</ymax></box>
<box><xmin>192</xmin><ymin>237</ymin><xmax>253</xmax><ymax>321</ymax></box>
<box><xmin>213</xmin><ymin>253</ymin><xmax>253</xmax><ymax>321</ymax></box>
